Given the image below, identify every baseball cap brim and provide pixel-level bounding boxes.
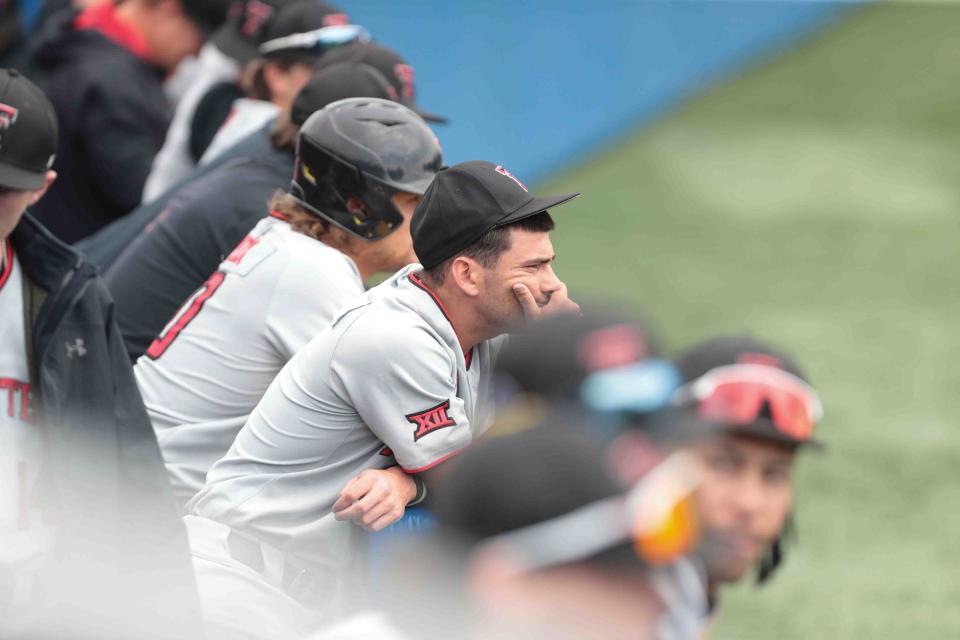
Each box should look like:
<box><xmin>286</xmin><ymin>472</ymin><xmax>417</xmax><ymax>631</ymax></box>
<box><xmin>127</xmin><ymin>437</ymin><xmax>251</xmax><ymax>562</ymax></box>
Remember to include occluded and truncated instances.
<box><xmin>413</xmin><ymin>107</ymin><xmax>447</xmax><ymax>124</ymax></box>
<box><xmin>212</xmin><ymin>24</ymin><xmax>262</xmax><ymax>64</ymax></box>
<box><xmin>725</xmin><ymin>419</ymin><xmax>826</xmax><ymax>451</ymax></box>
<box><xmin>495</xmin><ymin>192</ymin><xmax>581</xmax><ymax>227</ymax></box>
<box><xmin>0</xmin><ymin>163</ymin><xmax>45</xmax><ymax>191</ymax></box>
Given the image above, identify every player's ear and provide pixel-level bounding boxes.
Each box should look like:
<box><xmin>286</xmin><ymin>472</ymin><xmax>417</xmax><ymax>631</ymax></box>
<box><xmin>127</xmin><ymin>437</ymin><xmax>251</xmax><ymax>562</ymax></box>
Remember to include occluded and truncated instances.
<box><xmin>28</xmin><ymin>170</ymin><xmax>57</xmax><ymax>205</ymax></box>
<box><xmin>450</xmin><ymin>256</ymin><xmax>482</xmax><ymax>297</ymax></box>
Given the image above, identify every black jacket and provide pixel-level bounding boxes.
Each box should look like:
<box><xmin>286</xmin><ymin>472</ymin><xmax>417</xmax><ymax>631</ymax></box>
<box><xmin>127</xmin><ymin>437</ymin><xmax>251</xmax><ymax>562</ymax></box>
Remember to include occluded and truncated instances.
<box><xmin>76</xmin><ymin>120</ymin><xmax>281</xmax><ymax>270</ymax></box>
<box><xmin>100</xmin><ymin>124</ymin><xmax>294</xmax><ymax>361</ymax></box>
<box><xmin>29</xmin><ymin>11</ymin><xmax>171</xmax><ymax>243</ymax></box>
<box><xmin>11</xmin><ymin>215</ymin><xmax>202</xmax><ymax>639</ymax></box>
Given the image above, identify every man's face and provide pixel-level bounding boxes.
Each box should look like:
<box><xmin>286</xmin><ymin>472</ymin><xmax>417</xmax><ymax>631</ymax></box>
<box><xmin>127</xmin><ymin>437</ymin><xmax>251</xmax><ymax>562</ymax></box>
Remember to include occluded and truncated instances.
<box><xmin>0</xmin><ymin>186</ymin><xmax>41</xmax><ymax>240</ymax></box>
<box><xmin>692</xmin><ymin>433</ymin><xmax>796</xmax><ymax>584</ymax></box>
<box><xmin>478</xmin><ymin>228</ymin><xmax>561</xmax><ymax>332</ymax></box>
<box><xmin>145</xmin><ymin>2</ymin><xmax>205</xmax><ymax>72</ymax></box>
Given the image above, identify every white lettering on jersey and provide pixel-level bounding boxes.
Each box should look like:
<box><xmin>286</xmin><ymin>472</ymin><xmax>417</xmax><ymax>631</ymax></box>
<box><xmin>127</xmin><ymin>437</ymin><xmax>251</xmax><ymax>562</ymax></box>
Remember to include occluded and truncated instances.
<box><xmin>0</xmin><ymin>239</ymin><xmax>52</xmax><ymax>571</ymax></box>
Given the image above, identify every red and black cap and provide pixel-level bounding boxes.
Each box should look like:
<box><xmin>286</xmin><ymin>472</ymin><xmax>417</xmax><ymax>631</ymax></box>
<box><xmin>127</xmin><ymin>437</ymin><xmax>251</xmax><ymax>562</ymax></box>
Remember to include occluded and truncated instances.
<box><xmin>212</xmin><ymin>0</ymin><xmax>348</xmax><ymax>64</ymax></box>
<box><xmin>314</xmin><ymin>41</ymin><xmax>446</xmax><ymax>124</ymax></box>
<box><xmin>290</xmin><ymin>62</ymin><xmax>395</xmax><ymax>127</ymax></box>
<box><xmin>0</xmin><ymin>69</ymin><xmax>57</xmax><ymax>191</ymax></box>
<box><xmin>411</xmin><ymin>160</ymin><xmax>579</xmax><ymax>270</ymax></box>
<box><xmin>673</xmin><ymin>336</ymin><xmax>824</xmax><ymax>448</ymax></box>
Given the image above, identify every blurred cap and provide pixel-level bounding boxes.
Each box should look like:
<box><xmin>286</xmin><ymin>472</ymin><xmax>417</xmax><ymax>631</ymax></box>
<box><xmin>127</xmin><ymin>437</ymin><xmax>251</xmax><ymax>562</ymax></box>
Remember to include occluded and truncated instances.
<box><xmin>411</xmin><ymin>160</ymin><xmax>579</xmax><ymax>270</ymax></box>
<box><xmin>436</xmin><ymin>428</ymin><xmax>700</xmax><ymax>570</ymax></box>
<box><xmin>183</xmin><ymin>0</ymin><xmax>233</xmax><ymax>36</ymax></box>
<box><xmin>673</xmin><ymin>336</ymin><xmax>823</xmax><ymax>448</ymax></box>
<box><xmin>496</xmin><ymin>310</ymin><xmax>675</xmax><ymax>407</ymax></box>
<box><xmin>0</xmin><ymin>69</ymin><xmax>57</xmax><ymax>191</ymax></box>
<box><xmin>315</xmin><ymin>41</ymin><xmax>447</xmax><ymax>123</ymax></box>
<box><xmin>290</xmin><ymin>62</ymin><xmax>395</xmax><ymax>127</ymax></box>
<box><xmin>212</xmin><ymin>0</ymin><xmax>348</xmax><ymax>64</ymax></box>
<box><xmin>258</xmin><ymin>0</ymin><xmax>362</xmax><ymax>61</ymax></box>
<box><xmin>436</xmin><ymin>428</ymin><xmax>621</xmax><ymax>541</ymax></box>
<box><xmin>675</xmin><ymin>335</ymin><xmax>806</xmax><ymax>383</ymax></box>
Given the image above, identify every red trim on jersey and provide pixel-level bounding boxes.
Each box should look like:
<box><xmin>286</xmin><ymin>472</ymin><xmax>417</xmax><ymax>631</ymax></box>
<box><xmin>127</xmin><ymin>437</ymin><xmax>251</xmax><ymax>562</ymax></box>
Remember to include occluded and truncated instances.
<box><xmin>408</xmin><ymin>273</ymin><xmax>452</xmax><ymax>322</ymax></box>
<box><xmin>403</xmin><ymin>447</ymin><xmax>467</xmax><ymax>474</ymax></box>
<box><xmin>408</xmin><ymin>272</ymin><xmax>472</xmax><ymax>367</ymax></box>
<box><xmin>225</xmin><ymin>234</ymin><xmax>259</xmax><ymax>264</ymax></box>
<box><xmin>0</xmin><ymin>238</ymin><xmax>13</xmax><ymax>292</ymax></box>
<box><xmin>269</xmin><ymin>210</ymin><xmax>291</xmax><ymax>222</ymax></box>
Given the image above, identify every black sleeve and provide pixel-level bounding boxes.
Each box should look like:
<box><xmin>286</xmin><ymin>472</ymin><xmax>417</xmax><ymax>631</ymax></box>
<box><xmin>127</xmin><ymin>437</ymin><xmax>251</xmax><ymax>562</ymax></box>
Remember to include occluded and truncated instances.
<box><xmin>104</xmin><ymin>159</ymin><xmax>286</xmax><ymax>362</ymax></box>
<box><xmin>80</xmin><ymin>81</ymin><xmax>167</xmax><ymax>218</ymax></box>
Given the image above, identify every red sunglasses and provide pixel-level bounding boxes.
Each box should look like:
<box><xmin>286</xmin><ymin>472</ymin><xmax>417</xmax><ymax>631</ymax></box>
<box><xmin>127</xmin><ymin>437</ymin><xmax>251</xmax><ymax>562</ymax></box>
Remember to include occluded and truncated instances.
<box><xmin>673</xmin><ymin>364</ymin><xmax>823</xmax><ymax>442</ymax></box>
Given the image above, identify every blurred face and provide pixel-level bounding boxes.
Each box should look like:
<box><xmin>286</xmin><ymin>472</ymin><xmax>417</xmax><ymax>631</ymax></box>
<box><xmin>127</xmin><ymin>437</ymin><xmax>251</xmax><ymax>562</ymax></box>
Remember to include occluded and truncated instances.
<box><xmin>0</xmin><ymin>172</ymin><xmax>56</xmax><ymax>240</ymax></box>
<box><xmin>359</xmin><ymin>191</ymin><xmax>422</xmax><ymax>274</ymax></box>
<box><xmin>692</xmin><ymin>433</ymin><xmax>795</xmax><ymax>585</ymax></box>
<box><xmin>0</xmin><ymin>188</ymin><xmax>36</xmax><ymax>240</ymax></box>
<box><xmin>142</xmin><ymin>1</ymin><xmax>205</xmax><ymax>72</ymax></box>
<box><xmin>477</xmin><ymin>228</ymin><xmax>561</xmax><ymax>333</ymax></box>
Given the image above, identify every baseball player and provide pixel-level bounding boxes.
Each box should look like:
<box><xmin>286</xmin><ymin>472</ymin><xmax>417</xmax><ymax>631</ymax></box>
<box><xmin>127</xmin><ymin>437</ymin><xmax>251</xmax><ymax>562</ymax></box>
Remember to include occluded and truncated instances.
<box><xmin>134</xmin><ymin>97</ymin><xmax>442</xmax><ymax>508</ymax></box>
<box><xmin>183</xmin><ymin>160</ymin><xmax>581</xmax><ymax>638</ymax></box>
<box><xmin>0</xmin><ymin>69</ymin><xmax>202</xmax><ymax>639</ymax></box>
<box><xmin>671</xmin><ymin>336</ymin><xmax>823</xmax><ymax>627</ymax></box>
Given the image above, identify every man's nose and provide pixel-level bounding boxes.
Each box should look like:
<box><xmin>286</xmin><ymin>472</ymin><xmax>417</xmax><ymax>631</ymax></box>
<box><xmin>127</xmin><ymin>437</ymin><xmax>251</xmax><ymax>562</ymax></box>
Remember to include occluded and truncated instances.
<box><xmin>731</xmin><ymin>474</ymin><xmax>766</xmax><ymax>518</ymax></box>
<box><xmin>541</xmin><ymin>265</ymin><xmax>562</xmax><ymax>293</ymax></box>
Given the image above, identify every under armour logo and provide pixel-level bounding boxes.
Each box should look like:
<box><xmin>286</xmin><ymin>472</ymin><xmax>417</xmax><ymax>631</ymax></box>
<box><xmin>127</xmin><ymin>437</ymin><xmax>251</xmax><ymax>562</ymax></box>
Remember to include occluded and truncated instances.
<box><xmin>65</xmin><ymin>338</ymin><xmax>87</xmax><ymax>359</ymax></box>
<box><xmin>407</xmin><ymin>400</ymin><xmax>457</xmax><ymax>442</ymax></box>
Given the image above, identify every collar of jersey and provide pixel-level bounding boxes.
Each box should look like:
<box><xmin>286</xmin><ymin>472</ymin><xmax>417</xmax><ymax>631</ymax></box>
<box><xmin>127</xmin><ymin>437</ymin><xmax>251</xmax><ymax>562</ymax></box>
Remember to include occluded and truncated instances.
<box><xmin>404</xmin><ymin>267</ymin><xmax>473</xmax><ymax>368</ymax></box>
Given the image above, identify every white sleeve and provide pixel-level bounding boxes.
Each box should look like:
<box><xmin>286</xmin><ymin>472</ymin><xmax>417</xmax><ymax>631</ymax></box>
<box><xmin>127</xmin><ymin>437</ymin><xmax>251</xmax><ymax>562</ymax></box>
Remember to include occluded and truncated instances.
<box><xmin>265</xmin><ymin>252</ymin><xmax>365</xmax><ymax>359</ymax></box>
<box><xmin>144</xmin><ymin>48</ymin><xmax>239</xmax><ymax>202</ymax></box>
<box><xmin>331</xmin><ymin>324</ymin><xmax>472</xmax><ymax>473</ymax></box>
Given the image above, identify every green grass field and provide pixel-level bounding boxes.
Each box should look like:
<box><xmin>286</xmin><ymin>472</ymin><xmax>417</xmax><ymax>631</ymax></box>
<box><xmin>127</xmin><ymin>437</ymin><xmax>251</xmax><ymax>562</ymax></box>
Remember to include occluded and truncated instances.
<box><xmin>540</xmin><ymin>4</ymin><xmax>960</xmax><ymax>637</ymax></box>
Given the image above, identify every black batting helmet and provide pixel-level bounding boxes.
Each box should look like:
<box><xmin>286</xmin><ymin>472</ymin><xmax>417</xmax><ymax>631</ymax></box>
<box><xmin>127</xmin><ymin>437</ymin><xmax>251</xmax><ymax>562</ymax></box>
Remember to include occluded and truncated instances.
<box><xmin>290</xmin><ymin>97</ymin><xmax>443</xmax><ymax>240</ymax></box>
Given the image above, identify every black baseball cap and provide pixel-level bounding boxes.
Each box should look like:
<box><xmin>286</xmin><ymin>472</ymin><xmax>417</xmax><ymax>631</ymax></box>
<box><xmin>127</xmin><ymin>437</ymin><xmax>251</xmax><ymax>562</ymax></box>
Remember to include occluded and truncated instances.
<box><xmin>290</xmin><ymin>62</ymin><xmax>395</xmax><ymax>126</ymax></box>
<box><xmin>411</xmin><ymin>160</ymin><xmax>579</xmax><ymax>270</ymax></box>
<box><xmin>212</xmin><ymin>0</ymin><xmax>347</xmax><ymax>64</ymax></box>
<box><xmin>183</xmin><ymin>0</ymin><xmax>233</xmax><ymax>36</ymax></box>
<box><xmin>0</xmin><ymin>69</ymin><xmax>57</xmax><ymax>191</ymax></box>
<box><xmin>314</xmin><ymin>42</ymin><xmax>447</xmax><ymax>123</ymax></box>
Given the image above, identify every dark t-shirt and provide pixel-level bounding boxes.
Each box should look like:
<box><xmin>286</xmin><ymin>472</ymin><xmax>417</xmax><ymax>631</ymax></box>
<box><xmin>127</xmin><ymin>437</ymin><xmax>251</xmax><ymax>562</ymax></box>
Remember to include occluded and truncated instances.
<box><xmin>104</xmin><ymin>143</ymin><xmax>293</xmax><ymax>362</ymax></box>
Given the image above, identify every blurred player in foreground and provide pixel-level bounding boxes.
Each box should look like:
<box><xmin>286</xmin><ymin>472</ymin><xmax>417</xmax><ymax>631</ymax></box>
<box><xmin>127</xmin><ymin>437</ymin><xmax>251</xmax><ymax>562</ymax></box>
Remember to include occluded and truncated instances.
<box><xmin>0</xmin><ymin>69</ymin><xmax>200</xmax><ymax>639</ymax></box>
<box><xmin>315</xmin><ymin>427</ymin><xmax>701</xmax><ymax>640</ymax></box>
<box><xmin>184</xmin><ymin>160</ymin><xmax>580</xmax><ymax>638</ymax></box>
<box><xmin>672</xmin><ymin>336</ymin><xmax>824</xmax><ymax>627</ymax></box>
<box><xmin>135</xmin><ymin>97</ymin><xmax>442</xmax><ymax>508</ymax></box>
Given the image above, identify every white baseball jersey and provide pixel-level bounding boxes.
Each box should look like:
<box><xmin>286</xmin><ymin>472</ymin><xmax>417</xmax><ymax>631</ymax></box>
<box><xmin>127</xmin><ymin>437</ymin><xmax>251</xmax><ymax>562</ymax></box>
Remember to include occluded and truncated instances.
<box><xmin>135</xmin><ymin>214</ymin><xmax>364</xmax><ymax>506</ymax></box>
<box><xmin>188</xmin><ymin>264</ymin><xmax>505</xmax><ymax>589</ymax></box>
<box><xmin>0</xmin><ymin>239</ymin><xmax>52</xmax><ymax>575</ymax></box>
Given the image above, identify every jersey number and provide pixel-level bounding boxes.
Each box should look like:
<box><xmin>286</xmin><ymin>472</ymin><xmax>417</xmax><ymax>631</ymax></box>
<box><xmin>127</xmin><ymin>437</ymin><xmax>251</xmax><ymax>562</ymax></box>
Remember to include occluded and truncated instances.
<box><xmin>146</xmin><ymin>271</ymin><xmax>227</xmax><ymax>360</ymax></box>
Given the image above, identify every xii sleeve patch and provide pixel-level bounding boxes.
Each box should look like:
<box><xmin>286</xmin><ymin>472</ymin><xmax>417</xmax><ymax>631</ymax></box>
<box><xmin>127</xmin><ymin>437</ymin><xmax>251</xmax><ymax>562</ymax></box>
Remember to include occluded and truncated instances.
<box><xmin>406</xmin><ymin>399</ymin><xmax>457</xmax><ymax>442</ymax></box>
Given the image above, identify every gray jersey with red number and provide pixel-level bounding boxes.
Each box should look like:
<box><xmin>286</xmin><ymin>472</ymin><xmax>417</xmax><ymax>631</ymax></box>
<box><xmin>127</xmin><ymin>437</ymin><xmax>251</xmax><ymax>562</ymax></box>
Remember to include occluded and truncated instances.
<box><xmin>135</xmin><ymin>215</ymin><xmax>364</xmax><ymax>506</ymax></box>
<box><xmin>188</xmin><ymin>263</ymin><xmax>504</xmax><ymax>576</ymax></box>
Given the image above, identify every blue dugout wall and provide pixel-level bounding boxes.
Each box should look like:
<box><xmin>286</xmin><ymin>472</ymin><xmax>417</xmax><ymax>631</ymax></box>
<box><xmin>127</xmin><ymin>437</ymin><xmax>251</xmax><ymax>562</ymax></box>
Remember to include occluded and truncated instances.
<box><xmin>348</xmin><ymin>1</ymin><xmax>857</xmax><ymax>182</ymax></box>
